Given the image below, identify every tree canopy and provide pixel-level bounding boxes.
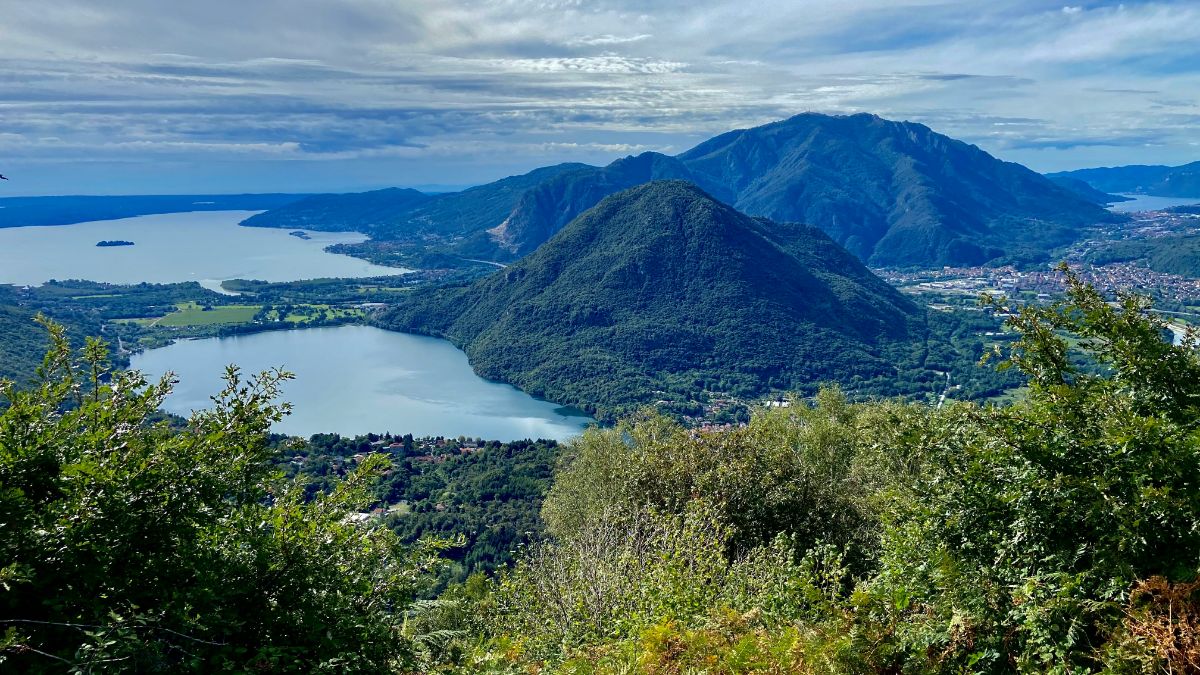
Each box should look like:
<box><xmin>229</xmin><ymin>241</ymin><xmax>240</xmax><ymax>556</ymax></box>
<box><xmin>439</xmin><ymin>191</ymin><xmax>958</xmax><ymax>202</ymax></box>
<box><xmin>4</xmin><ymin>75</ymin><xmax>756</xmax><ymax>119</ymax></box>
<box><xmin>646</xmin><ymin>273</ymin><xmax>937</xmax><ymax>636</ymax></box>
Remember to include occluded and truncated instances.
<box><xmin>0</xmin><ymin>319</ymin><xmax>443</xmax><ymax>673</ymax></box>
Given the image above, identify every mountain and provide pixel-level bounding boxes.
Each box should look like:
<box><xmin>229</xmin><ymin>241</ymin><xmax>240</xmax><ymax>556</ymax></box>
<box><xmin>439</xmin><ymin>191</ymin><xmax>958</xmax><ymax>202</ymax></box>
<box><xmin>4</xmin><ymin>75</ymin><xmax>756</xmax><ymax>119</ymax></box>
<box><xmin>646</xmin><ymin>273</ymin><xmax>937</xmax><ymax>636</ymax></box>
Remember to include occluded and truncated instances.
<box><xmin>247</xmin><ymin>113</ymin><xmax>1113</xmax><ymax>268</ymax></box>
<box><xmin>1048</xmin><ymin>161</ymin><xmax>1200</xmax><ymax>198</ymax></box>
<box><xmin>675</xmin><ymin>113</ymin><xmax>1115</xmax><ymax>267</ymax></box>
<box><xmin>484</xmin><ymin>152</ymin><xmax>731</xmax><ymax>257</ymax></box>
<box><xmin>380</xmin><ymin>181</ymin><xmax>939</xmax><ymax>419</ymax></box>
<box><xmin>242</xmin><ymin>163</ymin><xmax>589</xmax><ymax>239</ymax></box>
<box><xmin>238</xmin><ymin>188</ymin><xmax>431</xmax><ymax>232</ymax></box>
<box><xmin>1046</xmin><ymin>176</ymin><xmax>1131</xmax><ymax>204</ymax></box>
<box><xmin>0</xmin><ymin>194</ymin><xmax>311</xmax><ymax>229</ymax></box>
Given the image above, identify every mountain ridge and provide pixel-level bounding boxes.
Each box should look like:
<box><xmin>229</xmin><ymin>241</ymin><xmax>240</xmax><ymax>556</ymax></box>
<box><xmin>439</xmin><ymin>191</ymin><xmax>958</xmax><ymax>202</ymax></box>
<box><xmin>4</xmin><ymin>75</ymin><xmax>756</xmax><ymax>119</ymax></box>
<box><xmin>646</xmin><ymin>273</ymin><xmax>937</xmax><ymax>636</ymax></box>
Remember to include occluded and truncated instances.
<box><xmin>380</xmin><ymin>181</ymin><xmax>943</xmax><ymax>419</ymax></box>
<box><xmin>245</xmin><ymin>113</ymin><xmax>1115</xmax><ymax>268</ymax></box>
<box><xmin>1049</xmin><ymin>161</ymin><xmax>1200</xmax><ymax>198</ymax></box>
<box><xmin>676</xmin><ymin>112</ymin><xmax>1115</xmax><ymax>266</ymax></box>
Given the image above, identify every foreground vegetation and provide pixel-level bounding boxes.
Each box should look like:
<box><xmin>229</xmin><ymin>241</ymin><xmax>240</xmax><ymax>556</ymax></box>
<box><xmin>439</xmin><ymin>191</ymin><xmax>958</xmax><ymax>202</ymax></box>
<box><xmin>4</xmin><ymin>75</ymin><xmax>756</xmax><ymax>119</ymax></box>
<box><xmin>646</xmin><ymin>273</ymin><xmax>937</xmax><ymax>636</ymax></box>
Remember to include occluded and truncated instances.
<box><xmin>458</xmin><ymin>270</ymin><xmax>1200</xmax><ymax>673</ymax></box>
<box><xmin>3</xmin><ymin>271</ymin><xmax>1198</xmax><ymax>672</ymax></box>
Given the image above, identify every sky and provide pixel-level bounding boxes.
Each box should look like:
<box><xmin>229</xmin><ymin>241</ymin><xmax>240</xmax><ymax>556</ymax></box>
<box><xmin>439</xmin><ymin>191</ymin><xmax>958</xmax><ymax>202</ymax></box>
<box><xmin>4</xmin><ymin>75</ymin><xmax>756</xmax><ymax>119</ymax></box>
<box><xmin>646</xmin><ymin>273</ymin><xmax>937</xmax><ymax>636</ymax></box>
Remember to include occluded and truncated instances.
<box><xmin>0</xmin><ymin>0</ymin><xmax>1198</xmax><ymax>195</ymax></box>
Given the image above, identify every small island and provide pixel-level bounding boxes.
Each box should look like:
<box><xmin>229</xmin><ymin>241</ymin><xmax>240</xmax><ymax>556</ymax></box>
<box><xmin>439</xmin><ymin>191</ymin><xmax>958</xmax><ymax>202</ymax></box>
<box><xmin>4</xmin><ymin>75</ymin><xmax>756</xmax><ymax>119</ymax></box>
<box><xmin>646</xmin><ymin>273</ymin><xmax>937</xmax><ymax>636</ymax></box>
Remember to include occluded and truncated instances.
<box><xmin>288</xmin><ymin>230</ymin><xmax>312</xmax><ymax>240</ymax></box>
<box><xmin>96</xmin><ymin>240</ymin><xmax>135</xmax><ymax>247</ymax></box>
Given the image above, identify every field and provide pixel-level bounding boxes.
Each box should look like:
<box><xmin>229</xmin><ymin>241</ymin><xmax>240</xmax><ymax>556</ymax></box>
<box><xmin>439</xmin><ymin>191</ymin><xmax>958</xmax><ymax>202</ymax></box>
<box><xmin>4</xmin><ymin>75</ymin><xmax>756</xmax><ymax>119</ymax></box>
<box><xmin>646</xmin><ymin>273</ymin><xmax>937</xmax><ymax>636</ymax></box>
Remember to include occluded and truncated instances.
<box><xmin>266</xmin><ymin>305</ymin><xmax>366</xmax><ymax>323</ymax></box>
<box><xmin>120</xmin><ymin>301</ymin><xmax>366</xmax><ymax>328</ymax></box>
<box><xmin>155</xmin><ymin>302</ymin><xmax>260</xmax><ymax>326</ymax></box>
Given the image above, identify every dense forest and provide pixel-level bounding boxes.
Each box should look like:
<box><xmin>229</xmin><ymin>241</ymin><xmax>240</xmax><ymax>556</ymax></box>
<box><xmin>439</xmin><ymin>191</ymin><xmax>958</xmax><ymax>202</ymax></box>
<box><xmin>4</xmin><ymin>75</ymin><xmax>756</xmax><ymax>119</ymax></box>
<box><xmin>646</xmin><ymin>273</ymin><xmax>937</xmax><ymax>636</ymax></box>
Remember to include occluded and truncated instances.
<box><xmin>3</xmin><ymin>272</ymin><xmax>1197</xmax><ymax>672</ymax></box>
<box><xmin>277</xmin><ymin>432</ymin><xmax>561</xmax><ymax>585</ymax></box>
<box><xmin>383</xmin><ymin>182</ymin><xmax>1024</xmax><ymax>420</ymax></box>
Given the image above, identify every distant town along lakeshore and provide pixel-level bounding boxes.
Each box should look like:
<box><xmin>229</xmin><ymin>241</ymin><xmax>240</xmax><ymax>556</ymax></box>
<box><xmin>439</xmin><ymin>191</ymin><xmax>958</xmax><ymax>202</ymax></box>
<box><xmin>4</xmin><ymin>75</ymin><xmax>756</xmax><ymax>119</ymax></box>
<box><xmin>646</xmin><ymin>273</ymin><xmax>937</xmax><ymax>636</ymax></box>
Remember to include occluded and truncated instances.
<box><xmin>95</xmin><ymin>240</ymin><xmax>135</xmax><ymax>247</ymax></box>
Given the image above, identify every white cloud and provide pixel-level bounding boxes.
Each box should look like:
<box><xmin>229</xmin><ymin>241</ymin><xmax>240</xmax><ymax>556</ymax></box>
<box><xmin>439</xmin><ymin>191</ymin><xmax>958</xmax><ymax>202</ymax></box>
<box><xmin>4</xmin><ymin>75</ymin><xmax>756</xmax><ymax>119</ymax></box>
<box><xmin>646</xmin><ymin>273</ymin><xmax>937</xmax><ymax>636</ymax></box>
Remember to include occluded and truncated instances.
<box><xmin>564</xmin><ymin>34</ymin><xmax>653</xmax><ymax>47</ymax></box>
<box><xmin>0</xmin><ymin>0</ymin><xmax>1197</xmax><ymax>193</ymax></box>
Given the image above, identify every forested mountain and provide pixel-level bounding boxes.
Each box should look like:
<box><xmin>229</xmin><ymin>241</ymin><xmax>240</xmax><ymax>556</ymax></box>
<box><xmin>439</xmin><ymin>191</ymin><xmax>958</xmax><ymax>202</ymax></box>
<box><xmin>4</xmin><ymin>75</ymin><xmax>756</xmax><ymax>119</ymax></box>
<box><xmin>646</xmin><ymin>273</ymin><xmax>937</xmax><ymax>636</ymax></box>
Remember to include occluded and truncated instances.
<box><xmin>237</xmin><ymin>188</ymin><xmax>431</xmax><ymax>232</ymax></box>
<box><xmin>381</xmin><ymin>181</ymin><xmax>947</xmax><ymax>419</ymax></box>
<box><xmin>485</xmin><ymin>152</ymin><xmax>728</xmax><ymax>257</ymax></box>
<box><xmin>1050</xmin><ymin>160</ymin><xmax>1200</xmax><ymax>197</ymax></box>
<box><xmin>245</xmin><ymin>113</ymin><xmax>1113</xmax><ymax>268</ymax></box>
<box><xmin>242</xmin><ymin>163</ymin><xmax>589</xmax><ymax>239</ymax></box>
<box><xmin>676</xmin><ymin>113</ymin><xmax>1115</xmax><ymax>266</ymax></box>
<box><xmin>1046</xmin><ymin>175</ymin><xmax>1130</xmax><ymax>204</ymax></box>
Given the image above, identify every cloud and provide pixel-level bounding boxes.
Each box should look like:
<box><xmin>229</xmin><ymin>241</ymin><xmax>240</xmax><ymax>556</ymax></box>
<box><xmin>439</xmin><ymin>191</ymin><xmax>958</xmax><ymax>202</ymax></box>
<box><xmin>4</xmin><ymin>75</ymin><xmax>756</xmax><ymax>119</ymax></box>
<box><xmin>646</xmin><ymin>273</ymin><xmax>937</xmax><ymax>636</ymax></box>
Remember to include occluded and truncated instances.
<box><xmin>0</xmin><ymin>0</ymin><xmax>1198</xmax><ymax>194</ymax></box>
<box><xmin>564</xmin><ymin>34</ymin><xmax>653</xmax><ymax>47</ymax></box>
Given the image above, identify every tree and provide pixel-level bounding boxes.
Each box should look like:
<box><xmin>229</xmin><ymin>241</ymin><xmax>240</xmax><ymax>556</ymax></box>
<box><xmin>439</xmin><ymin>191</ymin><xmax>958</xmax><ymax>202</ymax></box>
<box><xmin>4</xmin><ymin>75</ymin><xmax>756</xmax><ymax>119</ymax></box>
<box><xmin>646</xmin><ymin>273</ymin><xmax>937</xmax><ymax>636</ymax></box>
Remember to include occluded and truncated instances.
<box><xmin>481</xmin><ymin>269</ymin><xmax>1200</xmax><ymax>673</ymax></box>
<box><xmin>0</xmin><ymin>318</ymin><xmax>442</xmax><ymax>672</ymax></box>
<box><xmin>868</xmin><ymin>266</ymin><xmax>1200</xmax><ymax>672</ymax></box>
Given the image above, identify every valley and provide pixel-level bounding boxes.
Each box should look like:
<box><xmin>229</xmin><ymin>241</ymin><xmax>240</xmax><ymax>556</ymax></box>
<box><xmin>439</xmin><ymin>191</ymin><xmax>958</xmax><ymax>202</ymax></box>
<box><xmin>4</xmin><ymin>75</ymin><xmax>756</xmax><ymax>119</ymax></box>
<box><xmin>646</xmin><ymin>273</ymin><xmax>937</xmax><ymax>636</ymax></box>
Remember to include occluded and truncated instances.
<box><xmin>5</xmin><ymin>115</ymin><xmax>1199</xmax><ymax>433</ymax></box>
<box><xmin>7</xmin><ymin>1</ymin><xmax>1200</xmax><ymax>669</ymax></box>
<box><xmin>0</xmin><ymin>113</ymin><xmax>1195</xmax><ymax>675</ymax></box>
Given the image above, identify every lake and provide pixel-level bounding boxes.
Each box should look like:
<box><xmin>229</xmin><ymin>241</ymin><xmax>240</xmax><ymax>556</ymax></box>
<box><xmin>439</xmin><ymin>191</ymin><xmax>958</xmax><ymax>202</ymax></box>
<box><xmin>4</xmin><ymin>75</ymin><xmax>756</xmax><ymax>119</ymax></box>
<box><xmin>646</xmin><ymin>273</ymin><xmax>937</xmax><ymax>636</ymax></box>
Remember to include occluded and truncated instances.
<box><xmin>1108</xmin><ymin>194</ymin><xmax>1200</xmax><ymax>213</ymax></box>
<box><xmin>0</xmin><ymin>210</ymin><xmax>405</xmax><ymax>289</ymax></box>
<box><xmin>129</xmin><ymin>325</ymin><xmax>593</xmax><ymax>441</ymax></box>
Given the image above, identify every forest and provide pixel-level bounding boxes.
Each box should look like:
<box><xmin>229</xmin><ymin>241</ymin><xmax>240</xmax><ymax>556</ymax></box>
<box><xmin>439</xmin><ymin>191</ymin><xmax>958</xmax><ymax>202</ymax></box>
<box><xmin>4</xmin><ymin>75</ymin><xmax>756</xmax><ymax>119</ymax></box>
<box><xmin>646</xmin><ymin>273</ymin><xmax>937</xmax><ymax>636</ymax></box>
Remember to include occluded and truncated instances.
<box><xmin>2</xmin><ymin>271</ymin><xmax>1198</xmax><ymax>672</ymax></box>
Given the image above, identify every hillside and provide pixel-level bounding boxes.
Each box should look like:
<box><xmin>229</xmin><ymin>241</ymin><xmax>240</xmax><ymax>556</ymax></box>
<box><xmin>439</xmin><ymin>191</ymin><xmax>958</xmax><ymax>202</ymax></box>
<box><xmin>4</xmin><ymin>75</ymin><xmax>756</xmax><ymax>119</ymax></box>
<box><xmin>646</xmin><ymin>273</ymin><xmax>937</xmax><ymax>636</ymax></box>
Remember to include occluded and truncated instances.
<box><xmin>485</xmin><ymin>152</ymin><xmax>730</xmax><ymax>257</ymax></box>
<box><xmin>677</xmin><ymin>113</ymin><xmax>1116</xmax><ymax>267</ymax></box>
<box><xmin>242</xmin><ymin>163</ymin><xmax>589</xmax><ymax>239</ymax></box>
<box><xmin>381</xmin><ymin>181</ymin><xmax>960</xmax><ymax>419</ymax></box>
<box><xmin>1046</xmin><ymin>175</ymin><xmax>1131</xmax><ymax>204</ymax></box>
<box><xmin>1088</xmin><ymin>233</ymin><xmax>1200</xmax><ymax>277</ymax></box>
<box><xmin>238</xmin><ymin>188</ymin><xmax>431</xmax><ymax>232</ymax></box>
<box><xmin>245</xmin><ymin>113</ymin><xmax>1111</xmax><ymax>269</ymax></box>
<box><xmin>1050</xmin><ymin>161</ymin><xmax>1200</xmax><ymax>197</ymax></box>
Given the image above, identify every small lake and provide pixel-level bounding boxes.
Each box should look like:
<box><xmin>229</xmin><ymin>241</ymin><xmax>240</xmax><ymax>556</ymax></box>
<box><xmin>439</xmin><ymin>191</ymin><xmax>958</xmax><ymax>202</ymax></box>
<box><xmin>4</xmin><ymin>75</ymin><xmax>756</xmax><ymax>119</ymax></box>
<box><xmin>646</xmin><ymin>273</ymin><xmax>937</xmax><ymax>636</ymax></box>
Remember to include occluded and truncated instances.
<box><xmin>0</xmin><ymin>210</ymin><xmax>405</xmax><ymax>289</ymax></box>
<box><xmin>129</xmin><ymin>325</ymin><xmax>593</xmax><ymax>441</ymax></box>
<box><xmin>1108</xmin><ymin>194</ymin><xmax>1200</xmax><ymax>213</ymax></box>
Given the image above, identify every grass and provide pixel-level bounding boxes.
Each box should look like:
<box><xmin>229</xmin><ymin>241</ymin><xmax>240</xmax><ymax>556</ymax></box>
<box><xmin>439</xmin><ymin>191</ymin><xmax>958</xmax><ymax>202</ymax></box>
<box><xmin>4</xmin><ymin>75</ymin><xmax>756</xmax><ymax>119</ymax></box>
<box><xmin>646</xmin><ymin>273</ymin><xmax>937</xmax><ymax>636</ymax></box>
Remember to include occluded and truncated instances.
<box><xmin>126</xmin><ymin>302</ymin><xmax>367</xmax><ymax>328</ymax></box>
<box><xmin>156</xmin><ymin>302</ymin><xmax>261</xmax><ymax>326</ymax></box>
<box><xmin>266</xmin><ymin>305</ymin><xmax>366</xmax><ymax>324</ymax></box>
<box><xmin>119</xmin><ymin>301</ymin><xmax>261</xmax><ymax>327</ymax></box>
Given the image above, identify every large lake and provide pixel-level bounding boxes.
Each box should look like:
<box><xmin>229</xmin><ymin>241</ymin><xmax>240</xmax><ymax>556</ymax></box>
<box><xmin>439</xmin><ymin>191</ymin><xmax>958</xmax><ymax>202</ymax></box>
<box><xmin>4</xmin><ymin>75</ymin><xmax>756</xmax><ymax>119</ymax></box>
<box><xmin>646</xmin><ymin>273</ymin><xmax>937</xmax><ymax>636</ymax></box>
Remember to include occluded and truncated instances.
<box><xmin>1108</xmin><ymin>194</ymin><xmax>1200</xmax><ymax>213</ymax></box>
<box><xmin>129</xmin><ymin>326</ymin><xmax>593</xmax><ymax>441</ymax></box>
<box><xmin>0</xmin><ymin>210</ymin><xmax>404</xmax><ymax>290</ymax></box>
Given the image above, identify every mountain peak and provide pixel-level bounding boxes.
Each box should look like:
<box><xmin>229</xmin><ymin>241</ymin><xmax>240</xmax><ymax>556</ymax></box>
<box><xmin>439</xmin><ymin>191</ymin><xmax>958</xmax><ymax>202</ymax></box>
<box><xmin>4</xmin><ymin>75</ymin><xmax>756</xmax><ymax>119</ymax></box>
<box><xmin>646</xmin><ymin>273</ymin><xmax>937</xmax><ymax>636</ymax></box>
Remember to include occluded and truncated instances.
<box><xmin>677</xmin><ymin>112</ymin><xmax>1115</xmax><ymax>266</ymax></box>
<box><xmin>382</xmin><ymin>180</ymin><xmax>923</xmax><ymax>418</ymax></box>
<box><xmin>245</xmin><ymin>112</ymin><xmax>1114</xmax><ymax>268</ymax></box>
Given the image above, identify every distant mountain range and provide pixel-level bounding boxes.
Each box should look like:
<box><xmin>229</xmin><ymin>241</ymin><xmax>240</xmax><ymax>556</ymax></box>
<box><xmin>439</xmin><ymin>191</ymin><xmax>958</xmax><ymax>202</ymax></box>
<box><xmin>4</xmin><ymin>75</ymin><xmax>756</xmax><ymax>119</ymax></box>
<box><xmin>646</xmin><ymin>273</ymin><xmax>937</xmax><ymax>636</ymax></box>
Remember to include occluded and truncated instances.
<box><xmin>245</xmin><ymin>113</ymin><xmax>1116</xmax><ymax>269</ymax></box>
<box><xmin>1045</xmin><ymin>176</ymin><xmax>1131</xmax><ymax>204</ymax></box>
<box><xmin>0</xmin><ymin>194</ymin><xmax>310</xmax><ymax>229</ymax></box>
<box><xmin>1049</xmin><ymin>161</ymin><xmax>1200</xmax><ymax>198</ymax></box>
<box><xmin>240</xmin><ymin>164</ymin><xmax>588</xmax><ymax>240</ymax></box>
<box><xmin>380</xmin><ymin>181</ymin><xmax>1001</xmax><ymax>419</ymax></box>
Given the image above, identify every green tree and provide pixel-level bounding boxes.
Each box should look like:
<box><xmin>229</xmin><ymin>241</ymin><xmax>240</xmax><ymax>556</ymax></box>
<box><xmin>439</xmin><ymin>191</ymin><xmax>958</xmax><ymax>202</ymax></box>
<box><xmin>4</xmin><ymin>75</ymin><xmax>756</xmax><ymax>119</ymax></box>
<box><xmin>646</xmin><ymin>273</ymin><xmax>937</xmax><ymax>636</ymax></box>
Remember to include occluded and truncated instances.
<box><xmin>0</xmin><ymin>318</ymin><xmax>442</xmax><ymax>672</ymax></box>
<box><xmin>867</xmin><ymin>267</ymin><xmax>1200</xmax><ymax>672</ymax></box>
